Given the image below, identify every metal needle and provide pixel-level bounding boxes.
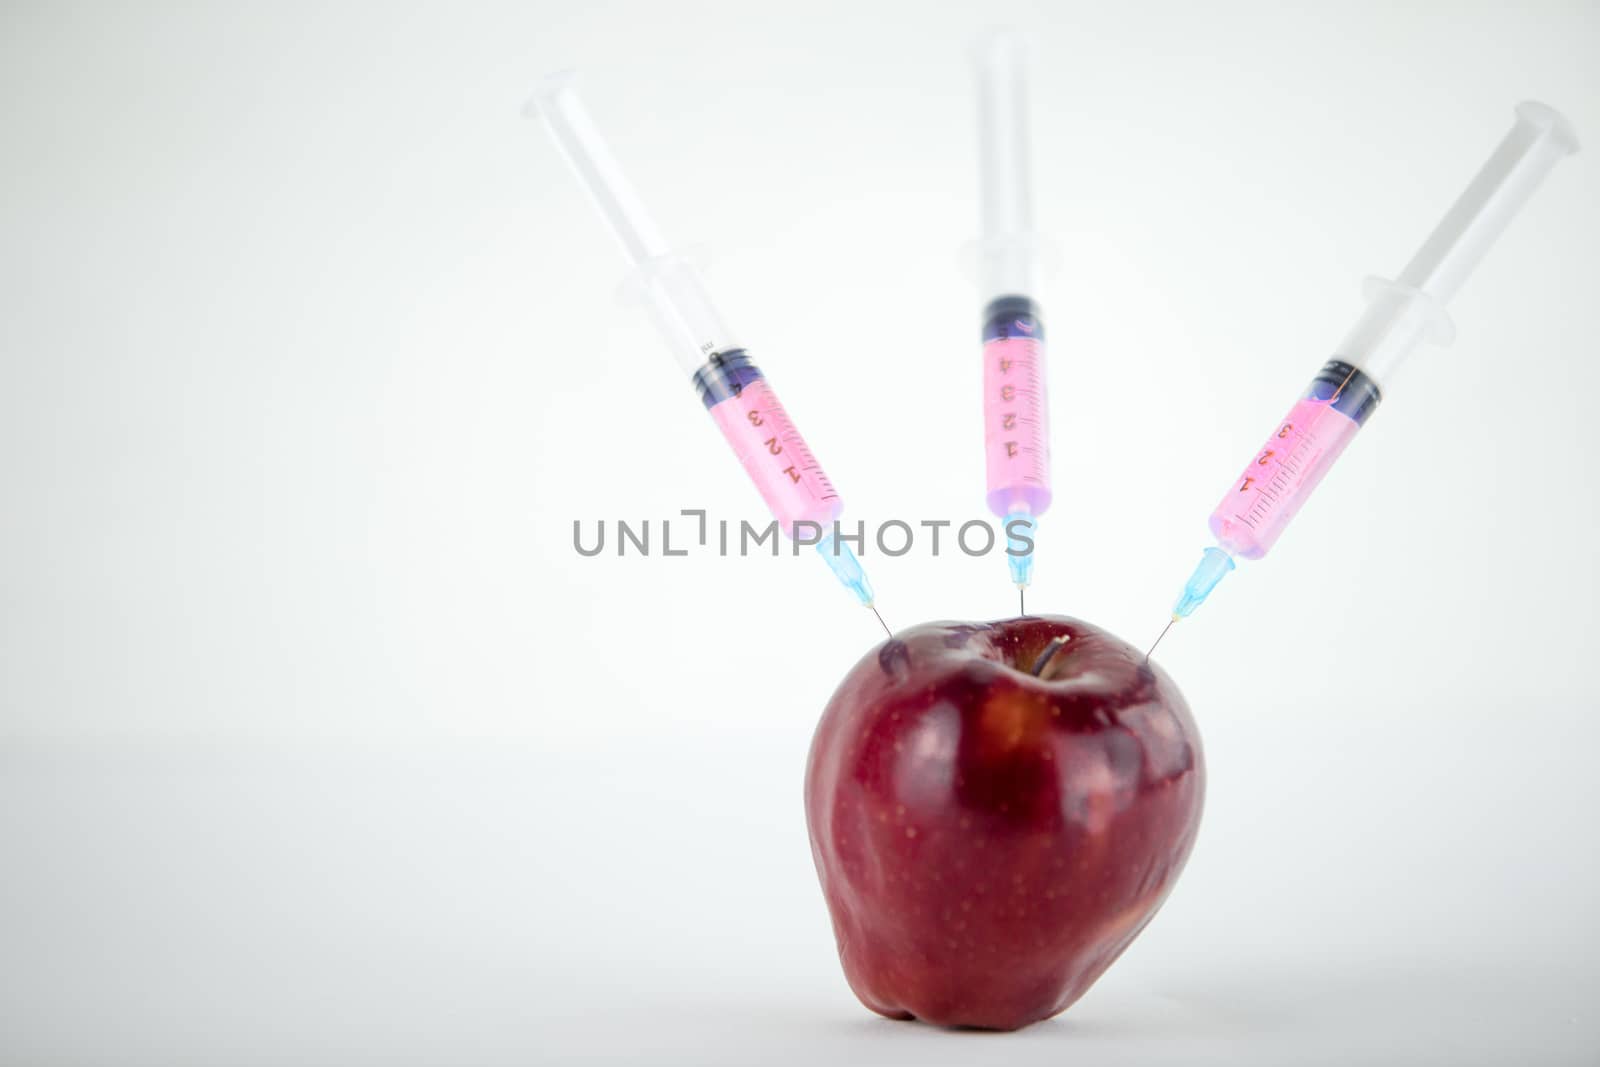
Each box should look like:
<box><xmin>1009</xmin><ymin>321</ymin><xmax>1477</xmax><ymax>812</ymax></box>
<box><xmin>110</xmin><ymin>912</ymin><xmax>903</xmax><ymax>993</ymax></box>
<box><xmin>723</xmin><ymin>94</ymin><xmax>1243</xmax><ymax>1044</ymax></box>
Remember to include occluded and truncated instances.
<box><xmin>1144</xmin><ymin>617</ymin><xmax>1177</xmax><ymax>662</ymax></box>
<box><xmin>870</xmin><ymin>604</ymin><xmax>891</xmax><ymax>638</ymax></box>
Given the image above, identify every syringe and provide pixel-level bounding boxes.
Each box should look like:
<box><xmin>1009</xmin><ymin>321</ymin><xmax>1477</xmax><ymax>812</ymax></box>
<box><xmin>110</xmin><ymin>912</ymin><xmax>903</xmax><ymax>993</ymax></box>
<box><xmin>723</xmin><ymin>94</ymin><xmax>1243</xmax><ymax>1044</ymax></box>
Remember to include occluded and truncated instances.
<box><xmin>527</xmin><ymin>73</ymin><xmax>886</xmax><ymax>631</ymax></box>
<box><xmin>972</xmin><ymin>31</ymin><xmax>1053</xmax><ymax>613</ymax></box>
<box><xmin>1151</xmin><ymin>102</ymin><xmax>1578</xmax><ymax>655</ymax></box>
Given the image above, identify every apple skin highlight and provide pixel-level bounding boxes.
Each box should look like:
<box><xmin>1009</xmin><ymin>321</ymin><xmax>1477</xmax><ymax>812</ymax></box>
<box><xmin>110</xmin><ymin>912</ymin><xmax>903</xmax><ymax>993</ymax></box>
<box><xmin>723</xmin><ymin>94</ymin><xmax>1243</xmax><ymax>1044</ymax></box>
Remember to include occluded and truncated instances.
<box><xmin>805</xmin><ymin>616</ymin><xmax>1204</xmax><ymax>1031</ymax></box>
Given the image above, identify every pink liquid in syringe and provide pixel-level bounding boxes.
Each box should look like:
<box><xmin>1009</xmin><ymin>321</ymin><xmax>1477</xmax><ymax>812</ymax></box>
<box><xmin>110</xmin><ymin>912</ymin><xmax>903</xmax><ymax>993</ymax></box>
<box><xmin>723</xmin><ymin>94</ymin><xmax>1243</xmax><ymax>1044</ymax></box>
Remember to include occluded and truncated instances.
<box><xmin>1209</xmin><ymin>360</ymin><xmax>1381</xmax><ymax>560</ymax></box>
<box><xmin>982</xmin><ymin>299</ymin><xmax>1051</xmax><ymax>518</ymax></box>
<box><xmin>697</xmin><ymin>351</ymin><xmax>843</xmax><ymax>538</ymax></box>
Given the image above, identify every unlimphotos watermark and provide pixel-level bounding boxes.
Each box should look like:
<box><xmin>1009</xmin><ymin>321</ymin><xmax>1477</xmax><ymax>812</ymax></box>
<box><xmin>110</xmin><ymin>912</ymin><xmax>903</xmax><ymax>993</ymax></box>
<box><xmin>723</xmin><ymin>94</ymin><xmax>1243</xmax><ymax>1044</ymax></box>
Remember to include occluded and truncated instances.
<box><xmin>572</xmin><ymin>510</ymin><xmax>1035</xmax><ymax>559</ymax></box>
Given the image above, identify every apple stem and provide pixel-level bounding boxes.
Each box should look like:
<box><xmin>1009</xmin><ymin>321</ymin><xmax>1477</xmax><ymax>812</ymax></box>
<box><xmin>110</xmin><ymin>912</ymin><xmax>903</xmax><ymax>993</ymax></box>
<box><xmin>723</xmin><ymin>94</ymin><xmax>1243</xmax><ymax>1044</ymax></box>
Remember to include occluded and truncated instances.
<box><xmin>1030</xmin><ymin>635</ymin><xmax>1070</xmax><ymax>677</ymax></box>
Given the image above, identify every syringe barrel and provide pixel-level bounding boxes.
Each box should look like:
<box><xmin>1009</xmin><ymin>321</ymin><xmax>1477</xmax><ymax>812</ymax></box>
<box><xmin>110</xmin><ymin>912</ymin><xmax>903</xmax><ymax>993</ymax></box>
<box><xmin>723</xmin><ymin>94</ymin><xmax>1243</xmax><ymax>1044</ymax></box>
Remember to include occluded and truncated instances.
<box><xmin>973</xmin><ymin>29</ymin><xmax>1037</xmax><ymax>301</ymax></box>
<box><xmin>630</xmin><ymin>255</ymin><xmax>741</xmax><ymax>376</ymax></box>
<box><xmin>691</xmin><ymin>351</ymin><xmax>845</xmax><ymax>540</ymax></box>
<box><xmin>1208</xmin><ymin>360</ymin><xmax>1379</xmax><ymax>561</ymax></box>
<box><xmin>982</xmin><ymin>295</ymin><xmax>1052</xmax><ymax>519</ymax></box>
<box><xmin>1333</xmin><ymin>278</ymin><xmax>1449</xmax><ymax>386</ymax></box>
<box><xmin>1396</xmin><ymin>102</ymin><xmax>1579</xmax><ymax>306</ymax></box>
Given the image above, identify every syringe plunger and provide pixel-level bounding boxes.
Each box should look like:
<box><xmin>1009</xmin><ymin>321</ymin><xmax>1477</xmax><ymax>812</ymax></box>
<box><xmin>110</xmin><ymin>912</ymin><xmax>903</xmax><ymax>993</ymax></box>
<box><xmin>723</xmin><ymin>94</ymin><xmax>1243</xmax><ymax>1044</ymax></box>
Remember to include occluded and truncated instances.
<box><xmin>1340</xmin><ymin>101</ymin><xmax>1579</xmax><ymax>385</ymax></box>
<box><xmin>528</xmin><ymin>72</ymin><xmax>670</xmax><ymax>269</ymax></box>
<box><xmin>973</xmin><ymin>29</ymin><xmax>1040</xmax><ymax>301</ymax></box>
<box><xmin>527</xmin><ymin>73</ymin><xmax>737</xmax><ymax>376</ymax></box>
<box><xmin>1398</xmin><ymin>102</ymin><xmax>1579</xmax><ymax>304</ymax></box>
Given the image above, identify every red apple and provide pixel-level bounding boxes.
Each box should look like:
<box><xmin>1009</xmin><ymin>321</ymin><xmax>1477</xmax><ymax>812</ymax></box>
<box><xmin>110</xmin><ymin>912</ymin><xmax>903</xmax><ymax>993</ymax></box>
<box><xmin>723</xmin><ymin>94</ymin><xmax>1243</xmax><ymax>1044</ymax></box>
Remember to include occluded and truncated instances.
<box><xmin>805</xmin><ymin>615</ymin><xmax>1203</xmax><ymax>1030</ymax></box>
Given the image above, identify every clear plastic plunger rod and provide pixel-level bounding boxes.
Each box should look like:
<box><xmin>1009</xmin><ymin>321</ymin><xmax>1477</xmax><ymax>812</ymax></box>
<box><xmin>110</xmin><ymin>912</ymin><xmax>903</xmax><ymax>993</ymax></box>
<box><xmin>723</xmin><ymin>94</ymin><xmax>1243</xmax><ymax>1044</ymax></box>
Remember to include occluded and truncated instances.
<box><xmin>1157</xmin><ymin>102</ymin><xmax>1578</xmax><ymax>646</ymax></box>
<box><xmin>533</xmin><ymin>72</ymin><xmax>669</xmax><ymax>270</ymax></box>
<box><xmin>528</xmin><ymin>73</ymin><xmax>880</xmax><ymax>618</ymax></box>
<box><xmin>975</xmin><ymin>30</ymin><xmax>1035</xmax><ymax>297</ymax></box>
<box><xmin>1397</xmin><ymin>103</ymin><xmax>1578</xmax><ymax>305</ymax></box>
<box><xmin>973</xmin><ymin>30</ymin><xmax>1052</xmax><ymax>597</ymax></box>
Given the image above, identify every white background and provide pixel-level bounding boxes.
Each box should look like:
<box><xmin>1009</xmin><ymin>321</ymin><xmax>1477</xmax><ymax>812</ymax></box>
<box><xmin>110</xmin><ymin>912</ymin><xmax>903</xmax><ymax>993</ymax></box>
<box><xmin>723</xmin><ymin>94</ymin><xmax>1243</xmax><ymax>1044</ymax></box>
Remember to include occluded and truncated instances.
<box><xmin>2</xmin><ymin>2</ymin><xmax>1597</xmax><ymax>1064</ymax></box>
